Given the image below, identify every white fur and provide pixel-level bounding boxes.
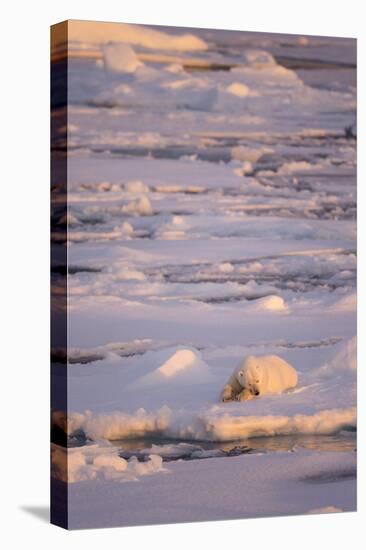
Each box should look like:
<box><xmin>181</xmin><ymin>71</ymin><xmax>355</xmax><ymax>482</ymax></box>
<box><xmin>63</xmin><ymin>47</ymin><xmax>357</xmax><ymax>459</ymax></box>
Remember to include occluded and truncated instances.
<box><xmin>221</xmin><ymin>354</ymin><xmax>298</xmax><ymax>402</ymax></box>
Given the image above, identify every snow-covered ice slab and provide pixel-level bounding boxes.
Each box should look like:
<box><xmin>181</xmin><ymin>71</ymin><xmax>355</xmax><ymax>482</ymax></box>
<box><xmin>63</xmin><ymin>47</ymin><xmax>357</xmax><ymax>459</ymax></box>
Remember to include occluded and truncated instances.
<box><xmin>66</xmin><ymin>448</ymin><xmax>356</xmax><ymax>529</ymax></box>
<box><xmin>62</xmin><ymin>338</ymin><xmax>356</xmax><ymax>444</ymax></box>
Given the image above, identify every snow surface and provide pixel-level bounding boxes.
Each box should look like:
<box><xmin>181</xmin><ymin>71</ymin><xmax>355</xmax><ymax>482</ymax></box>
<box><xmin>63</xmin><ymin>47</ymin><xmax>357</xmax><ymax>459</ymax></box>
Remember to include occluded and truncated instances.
<box><xmin>66</xmin><ymin>448</ymin><xmax>356</xmax><ymax>529</ymax></box>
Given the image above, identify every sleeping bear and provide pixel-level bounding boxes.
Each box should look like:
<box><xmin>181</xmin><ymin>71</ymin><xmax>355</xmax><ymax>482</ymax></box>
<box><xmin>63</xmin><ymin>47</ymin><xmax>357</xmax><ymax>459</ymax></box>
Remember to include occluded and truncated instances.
<box><xmin>221</xmin><ymin>354</ymin><xmax>298</xmax><ymax>402</ymax></box>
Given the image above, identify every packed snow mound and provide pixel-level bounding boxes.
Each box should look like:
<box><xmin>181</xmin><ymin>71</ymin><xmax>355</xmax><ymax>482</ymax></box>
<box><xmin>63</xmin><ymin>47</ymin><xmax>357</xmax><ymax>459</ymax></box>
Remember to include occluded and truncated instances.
<box><xmin>52</xmin><ymin>443</ymin><xmax>163</xmax><ymax>483</ymax></box>
<box><xmin>120</xmin><ymin>221</ymin><xmax>134</xmax><ymax>237</ymax></box>
<box><xmin>231</xmin><ymin>145</ymin><xmax>272</xmax><ymax>163</ymax></box>
<box><xmin>226</xmin><ymin>82</ymin><xmax>251</xmax><ymax>97</ymax></box>
<box><xmin>328</xmin><ymin>292</ymin><xmax>356</xmax><ymax>312</ymax></box>
<box><xmin>277</xmin><ymin>161</ymin><xmax>314</xmax><ymax>175</ymax></box>
<box><xmin>248</xmin><ymin>295</ymin><xmax>288</xmax><ymax>312</ymax></box>
<box><xmin>242</xmin><ymin>50</ymin><xmax>277</xmax><ymax>68</ymax></box>
<box><xmin>124</xmin><ymin>180</ymin><xmax>149</xmax><ymax>193</ymax></box>
<box><xmin>331</xmin><ymin>336</ymin><xmax>357</xmax><ymax>370</ymax></box>
<box><xmin>231</xmin><ymin>50</ymin><xmax>300</xmax><ymax>82</ymax></box>
<box><xmin>67</xmin><ymin>20</ymin><xmax>208</xmax><ymax>51</ymax></box>
<box><xmin>122</xmin><ymin>195</ymin><xmax>153</xmax><ymax>216</ymax></box>
<box><xmin>159</xmin><ymin>349</ymin><xmax>202</xmax><ymax>377</ymax></box>
<box><xmin>219</xmin><ymin>262</ymin><xmax>234</xmax><ymax>273</ymax></box>
<box><xmin>115</xmin><ymin>268</ymin><xmax>146</xmax><ymax>281</ymax></box>
<box><xmin>95</xmin><ymin>181</ymin><xmax>121</xmax><ymax>192</ymax></box>
<box><xmin>132</xmin><ymin>347</ymin><xmax>212</xmax><ymax>387</ymax></box>
<box><xmin>316</xmin><ymin>336</ymin><xmax>356</xmax><ymax>377</ymax></box>
<box><xmin>103</xmin><ymin>43</ymin><xmax>143</xmax><ymax>73</ymax></box>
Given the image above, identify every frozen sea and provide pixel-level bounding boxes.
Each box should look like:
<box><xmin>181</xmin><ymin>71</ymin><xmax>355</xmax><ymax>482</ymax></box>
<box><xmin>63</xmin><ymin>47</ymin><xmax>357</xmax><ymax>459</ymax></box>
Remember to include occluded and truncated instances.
<box><xmin>51</xmin><ymin>21</ymin><xmax>356</xmax><ymax>529</ymax></box>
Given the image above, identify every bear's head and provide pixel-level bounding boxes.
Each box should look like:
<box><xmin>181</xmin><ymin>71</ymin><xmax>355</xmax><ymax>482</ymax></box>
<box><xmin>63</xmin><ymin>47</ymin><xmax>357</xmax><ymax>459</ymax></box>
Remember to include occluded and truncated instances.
<box><xmin>236</xmin><ymin>355</ymin><xmax>261</xmax><ymax>396</ymax></box>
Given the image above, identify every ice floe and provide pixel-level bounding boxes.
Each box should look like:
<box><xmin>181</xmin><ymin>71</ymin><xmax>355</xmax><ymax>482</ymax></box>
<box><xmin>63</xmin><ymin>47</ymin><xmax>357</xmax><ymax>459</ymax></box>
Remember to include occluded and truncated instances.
<box><xmin>53</xmin><ymin>28</ymin><xmax>357</xmax><ymax>524</ymax></box>
<box><xmin>52</xmin><ymin>442</ymin><xmax>163</xmax><ymax>483</ymax></box>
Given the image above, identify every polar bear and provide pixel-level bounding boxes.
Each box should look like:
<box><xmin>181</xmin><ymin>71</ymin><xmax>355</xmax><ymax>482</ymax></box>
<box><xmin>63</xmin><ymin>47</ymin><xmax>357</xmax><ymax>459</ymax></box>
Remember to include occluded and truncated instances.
<box><xmin>221</xmin><ymin>354</ymin><xmax>298</xmax><ymax>402</ymax></box>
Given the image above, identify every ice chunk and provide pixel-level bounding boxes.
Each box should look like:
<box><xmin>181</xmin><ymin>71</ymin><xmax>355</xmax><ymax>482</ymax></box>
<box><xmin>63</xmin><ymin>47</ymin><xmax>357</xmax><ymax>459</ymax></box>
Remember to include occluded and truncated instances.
<box><xmin>120</xmin><ymin>221</ymin><xmax>134</xmax><ymax>237</ymax></box>
<box><xmin>97</xmin><ymin>181</ymin><xmax>121</xmax><ymax>192</ymax></box>
<box><xmin>51</xmin><ymin>443</ymin><xmax>163</xmax><ymax>483</ymax></box>
<box><xmin>128</xmin><ymin>454</ymin><xmax>163</xmax><ymax>476</ymax></box>
<box><xmin>243</xmin><ymin>50</ymin><xmax>277</xmax><ymax>68</ymax></box>
<box><xmin>115</xmin><ymin>268</ymin><xmax>146</xmax><ymax>281</ymax></box>
<box><xmin>67</xmin><ymin>451</ymin><xmax>90</xmax><ymax>483</ymax></box>
<box><xmin>122</xmin><ymin>196</ymin><xmax>153</xmax><ymax>216</ymax></box>
<box><xmin>94</xmin><ymin>453</ymin><xmax>128</xmax><ymax>471</ymax></box>
<box><xmin>277</xmin><ymin>161</ymin><xmax>314</xmax><ymax>175</ymax></box>
<box><xmin>103</xmin><ymin>43</ymin><xmax>143</xmax><ymax>73</ymax></box>
<box><xmin>124</xmin><ymin>180</ymin><xmax>149</xmax><ymax>193</ymax></box>
<box><xmin>231</xmin><ymin>145</ymin><xmax>272</xmax><ymax>163</ymax></box>
<box><xmin>219</xmin><ymin>262</ymin><xmax>234</xmax><ymax>273</ymax></box>
<box><xmin>248</xmin><ymin>295</ymin><xmax>288</xmax><ymax>312</ymax></box>
<box><xmin>226</xmin><ymin>82</ymin><xmax>251</xmax><ymax>97</ymax></box>
<box><xmin>165</xmin><ymin>63</ymin><xmax>185</xmax><ymax>73</ymax></box>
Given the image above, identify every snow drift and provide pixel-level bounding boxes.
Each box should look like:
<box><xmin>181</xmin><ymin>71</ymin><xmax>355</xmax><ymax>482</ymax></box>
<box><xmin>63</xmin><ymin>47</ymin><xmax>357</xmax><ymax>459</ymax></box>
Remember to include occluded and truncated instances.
<box><xmin>66</xmin><ymin>20</ymin><xmax>208</xmax><ymax>51</ymax></box>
